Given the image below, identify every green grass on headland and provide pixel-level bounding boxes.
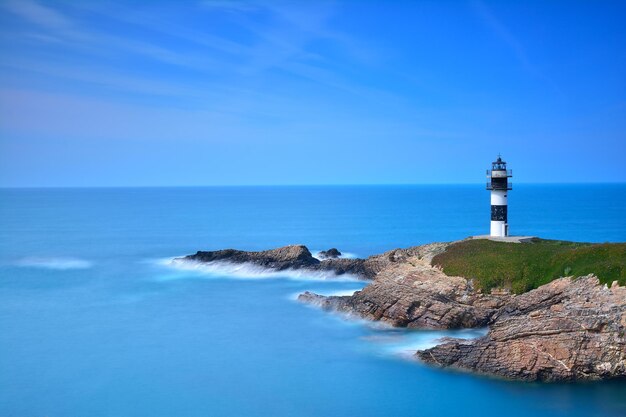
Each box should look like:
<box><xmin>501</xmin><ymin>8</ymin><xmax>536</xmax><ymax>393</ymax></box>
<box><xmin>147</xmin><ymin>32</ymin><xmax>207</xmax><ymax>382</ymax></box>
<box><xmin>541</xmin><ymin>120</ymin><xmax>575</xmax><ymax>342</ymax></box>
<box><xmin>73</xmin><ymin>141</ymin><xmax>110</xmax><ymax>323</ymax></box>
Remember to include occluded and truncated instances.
<box><xmin>431</xmin><ymin>238</ymin><xmax>626</xmax><ymax>294</ymax></box>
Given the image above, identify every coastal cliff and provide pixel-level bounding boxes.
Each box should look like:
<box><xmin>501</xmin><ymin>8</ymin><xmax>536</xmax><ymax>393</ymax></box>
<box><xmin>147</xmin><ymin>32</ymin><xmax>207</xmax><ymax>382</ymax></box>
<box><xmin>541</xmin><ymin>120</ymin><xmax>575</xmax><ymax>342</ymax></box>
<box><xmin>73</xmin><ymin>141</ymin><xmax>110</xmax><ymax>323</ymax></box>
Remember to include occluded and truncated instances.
<box><xmin>180</xmin><ymin>240</ymin><xmax>626</xmax><ymax>382</ymax></box>
<box><xmin>417</xmin><ymin>275</ymin><xmax>626</xmax><ymax>381</ymax></box>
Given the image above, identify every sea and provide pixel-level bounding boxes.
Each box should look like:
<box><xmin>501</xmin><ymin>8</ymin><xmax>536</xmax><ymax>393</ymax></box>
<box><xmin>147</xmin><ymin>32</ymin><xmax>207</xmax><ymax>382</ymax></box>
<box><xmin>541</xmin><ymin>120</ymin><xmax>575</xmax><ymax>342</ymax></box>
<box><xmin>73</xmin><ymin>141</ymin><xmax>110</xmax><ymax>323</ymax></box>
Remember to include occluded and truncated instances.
<box><xmin>1</xmin><ymin>184</ymin><xmax>625</xmax><ymax>417</ymax></box>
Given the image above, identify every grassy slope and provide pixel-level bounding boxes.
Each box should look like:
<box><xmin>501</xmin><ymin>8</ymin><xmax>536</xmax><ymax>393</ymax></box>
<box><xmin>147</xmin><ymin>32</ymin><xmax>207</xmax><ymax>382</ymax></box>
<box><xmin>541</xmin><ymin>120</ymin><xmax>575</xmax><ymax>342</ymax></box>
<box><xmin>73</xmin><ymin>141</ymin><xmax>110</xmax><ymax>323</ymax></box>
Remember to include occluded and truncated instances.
<box><xmin>431</xmin><ymin>238</ymin><xmax>626</xmax><ymax>294</ymax></box>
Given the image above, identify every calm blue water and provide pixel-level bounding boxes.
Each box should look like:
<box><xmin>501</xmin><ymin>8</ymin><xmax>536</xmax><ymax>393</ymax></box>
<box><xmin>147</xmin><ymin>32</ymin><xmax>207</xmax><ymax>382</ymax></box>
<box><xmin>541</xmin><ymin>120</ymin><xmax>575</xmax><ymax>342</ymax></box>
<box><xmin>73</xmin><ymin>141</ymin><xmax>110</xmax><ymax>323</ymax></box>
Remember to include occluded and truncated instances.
<box><xmin>1</xmin><ymin>185</ymin><xmax>625</xmax><ymax>417</ymax></box>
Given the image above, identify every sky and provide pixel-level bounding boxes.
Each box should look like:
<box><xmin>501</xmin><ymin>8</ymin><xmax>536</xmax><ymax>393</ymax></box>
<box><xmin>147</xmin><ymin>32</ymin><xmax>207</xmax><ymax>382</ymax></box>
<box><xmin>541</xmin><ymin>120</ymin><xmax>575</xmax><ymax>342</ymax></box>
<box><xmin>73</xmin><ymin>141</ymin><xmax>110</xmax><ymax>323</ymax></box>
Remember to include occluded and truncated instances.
<box><xmin>0</xmin><ymin>0</ymin><xmax>625</xmax><ymax>186</ymax></box>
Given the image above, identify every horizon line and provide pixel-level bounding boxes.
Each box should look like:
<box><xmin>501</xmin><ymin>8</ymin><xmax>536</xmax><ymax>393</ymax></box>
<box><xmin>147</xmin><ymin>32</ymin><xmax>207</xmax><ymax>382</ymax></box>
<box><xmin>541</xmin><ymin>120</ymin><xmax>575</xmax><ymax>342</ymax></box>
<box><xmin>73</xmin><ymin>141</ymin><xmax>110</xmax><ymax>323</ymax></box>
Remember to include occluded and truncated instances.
<box><xmin>1</xmin><ymin>181</ymin><xmax>625</xmax><ymax>189</ymax></box>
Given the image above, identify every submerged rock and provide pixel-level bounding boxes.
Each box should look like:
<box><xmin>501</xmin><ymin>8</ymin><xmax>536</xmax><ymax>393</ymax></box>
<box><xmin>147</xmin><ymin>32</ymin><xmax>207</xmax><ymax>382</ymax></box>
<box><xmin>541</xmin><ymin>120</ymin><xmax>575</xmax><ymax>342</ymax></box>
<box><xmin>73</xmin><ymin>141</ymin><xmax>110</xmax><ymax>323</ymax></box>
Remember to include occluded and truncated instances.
<box><xmin>416</xmin><ymin>275</ymin><xmax>626</xmax><ymax>381</ymax></box>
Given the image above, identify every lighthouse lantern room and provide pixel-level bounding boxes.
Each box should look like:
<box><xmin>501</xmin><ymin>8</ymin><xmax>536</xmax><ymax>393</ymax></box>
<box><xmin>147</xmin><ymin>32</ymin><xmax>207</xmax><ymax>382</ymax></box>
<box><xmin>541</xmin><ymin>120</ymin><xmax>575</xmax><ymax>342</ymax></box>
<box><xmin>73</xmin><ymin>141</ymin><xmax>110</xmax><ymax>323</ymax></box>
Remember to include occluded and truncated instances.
<box><xmin>486</xmin><ymin>155</ymin><xmax>512</xmax><ymax>237</ymax></box>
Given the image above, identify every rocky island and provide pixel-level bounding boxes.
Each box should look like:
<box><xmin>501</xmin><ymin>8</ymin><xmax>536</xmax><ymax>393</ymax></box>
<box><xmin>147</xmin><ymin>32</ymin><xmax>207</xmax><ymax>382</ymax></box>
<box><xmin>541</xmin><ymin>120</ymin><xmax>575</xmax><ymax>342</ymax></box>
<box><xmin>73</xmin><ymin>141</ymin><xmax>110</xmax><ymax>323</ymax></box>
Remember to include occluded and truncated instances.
<box><xmin>178</xmin><ymin>239</ymin><xmax>626</xmax><ymax>382</ymax></box>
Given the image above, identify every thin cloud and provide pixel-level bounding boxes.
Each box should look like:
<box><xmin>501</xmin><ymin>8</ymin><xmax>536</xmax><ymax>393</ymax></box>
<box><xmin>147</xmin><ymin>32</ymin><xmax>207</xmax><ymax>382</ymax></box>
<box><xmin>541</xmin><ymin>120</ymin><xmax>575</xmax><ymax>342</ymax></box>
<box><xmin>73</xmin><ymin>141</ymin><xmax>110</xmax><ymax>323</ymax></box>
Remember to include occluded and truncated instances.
<box><xmin>1</xmin><ymin>1</ymin><xmax>402</xmax><ymax>121</ymax></box>
<box><xmin>9</xmin><ymin>1</ymin><xmax>380</xmax><ymax>86</ymax></box>
<box><xmin>3</xmin><ymin>0</ymin><xmax>71</xmax><ymax>29</ymax></box>
<box><xmin>3</xmin><ymin>6</ymin><xmax>226</xmax><ymax>74</ymax></box>
<box><xmin>199</xmin><ymin>0</ymin><xmax>261</xmax><ymax>13</ymax></box>
<box><xmin>471</xmin><ymin>0</ymin><xmax>537</xmax><ymax>75</ymax></box>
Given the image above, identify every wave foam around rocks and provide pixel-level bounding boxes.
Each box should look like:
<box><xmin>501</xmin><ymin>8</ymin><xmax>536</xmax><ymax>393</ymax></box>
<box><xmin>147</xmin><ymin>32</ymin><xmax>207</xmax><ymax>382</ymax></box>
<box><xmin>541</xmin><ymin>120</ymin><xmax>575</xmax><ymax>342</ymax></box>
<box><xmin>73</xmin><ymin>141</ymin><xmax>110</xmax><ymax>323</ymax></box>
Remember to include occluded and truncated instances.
<box><xmin>157</xmin><ymin>257</ymin><xmax>361</xmax><ymax>282</ymax></box>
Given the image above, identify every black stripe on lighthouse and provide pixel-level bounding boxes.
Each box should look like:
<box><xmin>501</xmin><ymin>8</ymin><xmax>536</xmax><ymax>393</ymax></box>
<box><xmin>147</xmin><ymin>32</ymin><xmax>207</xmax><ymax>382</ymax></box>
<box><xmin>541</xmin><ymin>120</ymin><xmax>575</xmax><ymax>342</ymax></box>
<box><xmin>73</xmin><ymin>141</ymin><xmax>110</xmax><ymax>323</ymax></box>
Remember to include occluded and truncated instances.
<box><xmin>491</xmin><ymin>205</ymin><xmax>507</xmax><ymax>221</ymax></box>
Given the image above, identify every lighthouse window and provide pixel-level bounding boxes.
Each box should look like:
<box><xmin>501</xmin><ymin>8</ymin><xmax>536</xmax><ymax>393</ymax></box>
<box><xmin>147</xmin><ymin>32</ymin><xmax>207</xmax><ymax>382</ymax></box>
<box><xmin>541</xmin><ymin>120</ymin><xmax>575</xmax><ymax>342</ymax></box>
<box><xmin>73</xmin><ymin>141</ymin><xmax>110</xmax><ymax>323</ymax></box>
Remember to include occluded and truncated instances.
<box><xmin>491</xmin><ymin>205</ymin><xmax>508</xmax><ymax>221</ymax></box>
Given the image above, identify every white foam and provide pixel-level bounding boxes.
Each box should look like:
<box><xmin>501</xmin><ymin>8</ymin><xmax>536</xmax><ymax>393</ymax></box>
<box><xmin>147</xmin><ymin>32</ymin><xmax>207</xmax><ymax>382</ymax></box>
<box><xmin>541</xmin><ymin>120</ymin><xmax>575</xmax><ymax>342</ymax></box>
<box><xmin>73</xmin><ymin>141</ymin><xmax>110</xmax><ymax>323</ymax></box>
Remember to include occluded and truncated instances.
<box><xmin>14</xmin><ymin>257</ymin><xmax>93</xmax><ymax>270</ymax></box>
<box><xmin>156</xmin><ymin>257</ymin><xmax>362</xmax><ymax>282</ymax></box>
<box><xmin>376</xmin><ymin>328</ymin><xmax>488</xmax><ymax>358</ymax></box>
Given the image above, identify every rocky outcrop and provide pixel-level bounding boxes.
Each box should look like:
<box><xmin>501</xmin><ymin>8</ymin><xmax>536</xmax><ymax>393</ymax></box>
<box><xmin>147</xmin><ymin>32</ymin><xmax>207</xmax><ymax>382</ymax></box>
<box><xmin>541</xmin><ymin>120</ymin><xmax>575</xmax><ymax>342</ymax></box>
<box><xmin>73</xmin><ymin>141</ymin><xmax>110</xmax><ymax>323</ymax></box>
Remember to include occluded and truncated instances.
<box><xmin>181</xmin><ymin>242</ymin><xmax>451</xmax><ymax>280</ymax></box>
<box><xmin>185</xmin><ymin>245</ymin><xmax>320</xmax><ymax>270</ymax></box>
<box><xmin>349</xmin><ymin>242</ymin><xmax>452</xmax><ymax>279</ymax></box>
<box><xmin>187</xmin><ymin>242</ymin><xmax>508</xmax><ymax>330</ymax></box>
<box><xmin>416</xmin><ymin>275</ymin><xmax>626</xmax><ymax>381</ymax></box>
<box><xmin>318</xmin><ymin>248</ymin><xmax>341</xmax><ymax>259</ymax></box>
<box><xmin>182</xmin><ymin>245</ymin><xmax>372</xmax><ymax>278</ymax></box>
<box><xmin>299</xmin><ymin>254</ymin><xmax>509</xmax><ymax>329</ymax></box>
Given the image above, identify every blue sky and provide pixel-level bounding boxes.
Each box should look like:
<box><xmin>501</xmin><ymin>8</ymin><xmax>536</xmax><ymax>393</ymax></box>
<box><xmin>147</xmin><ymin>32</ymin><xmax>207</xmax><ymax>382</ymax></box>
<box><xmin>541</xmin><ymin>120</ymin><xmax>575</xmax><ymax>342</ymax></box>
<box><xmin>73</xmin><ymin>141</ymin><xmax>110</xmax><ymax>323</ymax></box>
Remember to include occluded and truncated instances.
<box><xmin>0</xmin><ymin>0</ymin><xmax>625</xmax><ymax>186</ymax></box>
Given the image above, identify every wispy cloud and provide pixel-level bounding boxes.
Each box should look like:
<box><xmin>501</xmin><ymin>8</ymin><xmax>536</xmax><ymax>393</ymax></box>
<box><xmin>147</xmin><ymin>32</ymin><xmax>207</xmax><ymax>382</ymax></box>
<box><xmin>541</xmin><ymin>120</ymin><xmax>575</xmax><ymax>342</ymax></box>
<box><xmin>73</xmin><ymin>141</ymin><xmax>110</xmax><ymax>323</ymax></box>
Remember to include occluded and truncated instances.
<box><xmin>1</xmin><ymin>3</ymin><xmax>228</xmax><ymax>74</ymax></box>
<box><xmin>199</xmin><ymin>0</ymin><xmax>262</xmax><ymax>13</ymax></box>
<box><xmin>3</xmin><ymin>1</ymin><xmax>368</xmax><ymax>77</ymax></box>
<box><xmin>3</xmin><ymin>0</ymin><xmax>70</xmax><ymax>29</ymax></box>
<box><xmin>1</xmin><ymin>0</ymin><xmax>392</xmax><ymax>110</ymax></box>
<box><xmin>470</xmin><ymin>0</ymin><xmax>538</xmax><ymax>76</ymax></box>
<box><xmin>0</xmin><ymin>0</ymin><xmax>425</xmax><ymax>141</ymax></box>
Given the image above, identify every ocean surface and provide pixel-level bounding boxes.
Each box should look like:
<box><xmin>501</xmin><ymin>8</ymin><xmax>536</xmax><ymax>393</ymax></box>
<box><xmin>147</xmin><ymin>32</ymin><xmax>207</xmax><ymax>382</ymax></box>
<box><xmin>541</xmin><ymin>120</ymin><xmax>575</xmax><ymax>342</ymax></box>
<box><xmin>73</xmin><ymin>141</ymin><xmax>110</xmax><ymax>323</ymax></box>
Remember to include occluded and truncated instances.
<box><xmin>1</xmin><ymin>184</ymin><xmax>625</xmax><ymax>417</ymax></box>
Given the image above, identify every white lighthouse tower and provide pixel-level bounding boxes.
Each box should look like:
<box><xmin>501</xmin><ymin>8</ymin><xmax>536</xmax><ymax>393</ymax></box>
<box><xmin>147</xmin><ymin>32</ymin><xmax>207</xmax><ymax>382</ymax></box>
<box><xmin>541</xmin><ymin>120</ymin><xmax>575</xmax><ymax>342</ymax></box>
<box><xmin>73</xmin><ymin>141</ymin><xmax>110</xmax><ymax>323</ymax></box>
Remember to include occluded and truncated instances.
<box><xmin>486</xmin><ymin>155</ymin><xmax>512</xmax><ymax>237</ymax></box>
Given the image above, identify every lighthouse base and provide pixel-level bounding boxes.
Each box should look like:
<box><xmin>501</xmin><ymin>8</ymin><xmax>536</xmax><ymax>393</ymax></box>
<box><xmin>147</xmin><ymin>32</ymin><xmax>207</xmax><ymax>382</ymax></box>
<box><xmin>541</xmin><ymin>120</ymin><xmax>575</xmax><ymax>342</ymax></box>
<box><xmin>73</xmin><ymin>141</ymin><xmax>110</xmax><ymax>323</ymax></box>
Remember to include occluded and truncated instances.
<box><xmin>490</xmin><ymin>221</ymin><xmax>509</xmax><ymax>237</ymax></box>
<box><xmin>471</xmin><ymin>235</ymin><xmax>535</xmax><ymax>243</ymax></box>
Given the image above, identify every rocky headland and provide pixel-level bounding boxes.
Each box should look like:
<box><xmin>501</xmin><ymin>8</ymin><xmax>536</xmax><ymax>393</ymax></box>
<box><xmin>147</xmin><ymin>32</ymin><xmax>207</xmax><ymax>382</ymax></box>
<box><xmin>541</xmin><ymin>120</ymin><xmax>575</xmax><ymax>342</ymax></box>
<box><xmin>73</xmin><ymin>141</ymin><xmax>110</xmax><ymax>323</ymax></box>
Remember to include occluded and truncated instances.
<box><xmin>179</xmin><ymin>240</ymin><xmax>626</xmax><ymax>382</ymax></box>
<box><xmin>417</xmin><ymin>275</ymin><xmax>626</xmax><ymax>381</ymax></box>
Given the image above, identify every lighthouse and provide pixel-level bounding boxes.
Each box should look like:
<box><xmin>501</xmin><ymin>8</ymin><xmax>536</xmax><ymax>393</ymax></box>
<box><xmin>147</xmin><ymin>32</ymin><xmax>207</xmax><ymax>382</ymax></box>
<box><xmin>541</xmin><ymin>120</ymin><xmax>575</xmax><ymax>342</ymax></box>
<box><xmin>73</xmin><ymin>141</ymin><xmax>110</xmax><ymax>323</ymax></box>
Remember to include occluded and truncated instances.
<box><xmin>486</xmin><ymin>155</ymin><xmax>512</xmax><ymax>237</ymax></box>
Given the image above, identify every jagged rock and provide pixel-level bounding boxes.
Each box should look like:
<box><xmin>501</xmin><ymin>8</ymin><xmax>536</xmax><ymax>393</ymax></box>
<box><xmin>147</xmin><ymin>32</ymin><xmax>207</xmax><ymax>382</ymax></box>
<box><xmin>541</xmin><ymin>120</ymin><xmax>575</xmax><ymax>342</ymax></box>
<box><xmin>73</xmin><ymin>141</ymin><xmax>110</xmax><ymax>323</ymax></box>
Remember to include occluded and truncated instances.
<box><xmin>181</xmin><ymin>242</ymin><xmax>451</xmax><ymax>280</ymax></box>
<box><xmin>184</xmin><ymin>245</ymin><xmax>319</xmax><ymax>270</ymax></box>
<box><xmin>298</xmin><ymin>255</ymin><xmax>509</xmax><ymax>329</ymax></box>
<box><xmin>318</xmin><ymin>248</ymin><xmax>342</xmax><ymax>259</ymax></box>
<box><xmin>181</xmin><ymin>245</ymin><xmax>370</xmax><ymax>278</ymax></box>
<box><xmin>416</xmin><ymin>275</ymin><xmax>626</xmax><ymax>381</ymax></box>
<box><xmin>352</xmin><ymin>242</ymin><xmax>453</xmax><ymax>279</ymax></box>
